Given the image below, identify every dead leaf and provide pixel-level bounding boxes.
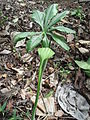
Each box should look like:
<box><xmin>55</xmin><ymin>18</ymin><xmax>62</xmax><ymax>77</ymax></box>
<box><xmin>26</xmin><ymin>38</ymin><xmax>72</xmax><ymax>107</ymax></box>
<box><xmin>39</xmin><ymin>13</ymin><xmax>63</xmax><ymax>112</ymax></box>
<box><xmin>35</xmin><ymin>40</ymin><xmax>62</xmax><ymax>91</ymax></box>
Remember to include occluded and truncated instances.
<box><xmin>78</xmin><ymin>47</ymin><xmax>89</xmax><ymax>54</ymax></box>
<box><xmin>55</xmin><ymin>83</ymin><xmax>90</xmax><ymax>120</ymax></box>
<box><xmin>1</xmin><ymin>88</ymin><xmax>10</xmax><ymax>94</ymax></box>
<box><xmin>31</xmin><ymin>96</ymin><xmax>55</xmax><ymax>116</ymax></box>
<box><xmin>67</xmin><ymin>34</ymin><xmax>74</xmax><ymax>42</ymax></box>
<box><xmin>0</xmin><ymin>49</ymin><xmax>11</xmax><ymax>55</ymax></box>
<box><xmin>55</xmin><ymin>110</ymin><xmax>64</xmax><ymax>117</ymax></box>
<box><xmin>11</xmin><ymin>67</ymin><xmax>24</xmax><ymax>75</ymax></box>
<box><xmin>15</xmin><ymin>39</ymin><xmax>25</xmax><ymax>47</ymax></box>
<box><xmin>78</xmin><ymin>27</ymin><xmax>83</xmax><ymax>36</ymax></box>
<box><xmin>6</xmin><ymin>100</ymin><xmax>13</xmax><ymax>111</ymax></box>
<box><xmin>48</xmin><ymin>67</ymin><xmax>54</xmax><ymax>73</ymax></box>
<box><xmin>20</xmin><ymin>89</ymin><xmax>26</xmax><ymax>100</ymax></box>
<box><xmin>0</xmin><ymin>73</ymin><xmax>7</xmax><ymax>79</ymax></box>
<box><xmin>79</xmin><ymin>40</ymin><xmax>90</xmax><ymax>46</ymax></box>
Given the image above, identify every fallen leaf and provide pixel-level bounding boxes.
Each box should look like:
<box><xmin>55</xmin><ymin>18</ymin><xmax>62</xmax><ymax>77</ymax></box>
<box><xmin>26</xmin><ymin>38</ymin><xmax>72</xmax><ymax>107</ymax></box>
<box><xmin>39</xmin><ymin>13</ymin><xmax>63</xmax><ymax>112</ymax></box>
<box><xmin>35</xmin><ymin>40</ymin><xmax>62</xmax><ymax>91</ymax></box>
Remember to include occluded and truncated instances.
<box><xmin>1</xmin><ymin>88</ymin><xmax>10</xmax><ymax>94</ymax></box>
<box><xmin>11</xmin><ymin>67</ymin><xmax>24</xmax><ymax>75</ymax></box>
<box><xmin>20</xmin><ymin>89</ymin><xmax>26</xmax><ymax>100</ymax></box>
<box><xmin>79</xmin><ymin>40</ymin><xmax>90</xmax><ymax>46</ymax></box>
<box><xmin>31</xmin><ymin>96</ymin><xmax>55</xmax><ymax>116</ymax></box>
<box><xmin>55</xmin><ymin>83</ymin><xmax>90</xmax><ymax>120</ymax></box>
<box><xmin>55</xmin><ymin>110</ymin><xmax>64</xmax><ymax>117</ymax></box>
<box><xmin>6</xmin><ymin>100</ymin><xmax>13</xmax><ymax>111</ymax></box>
<box><xmin>78</xmin><ymin>47</ymin><xmax>89</xmax><ymax>54</ymax></box>
<box><xmin>0</xmin><ymin>73</ymin><xmax>7</xmax><ymax>79</ymax></box>
<box><xmin>67</xmin><ymin>34</ymin><xmax>74</xmax><ymax>42</ymax></box>
<box><xmin>0</xmin><ymin>50</ymin><xmax>11</xmax><ymax>55</ymax></box>
<box><xmin>15</xmin><ymin>39</ymin><xmax>25</xmax><ymax>47</ymax></box>
<box><xmin>48</xmin><ymin>67</ymin><xmax>54</xmax><ymax>73</ymax></box>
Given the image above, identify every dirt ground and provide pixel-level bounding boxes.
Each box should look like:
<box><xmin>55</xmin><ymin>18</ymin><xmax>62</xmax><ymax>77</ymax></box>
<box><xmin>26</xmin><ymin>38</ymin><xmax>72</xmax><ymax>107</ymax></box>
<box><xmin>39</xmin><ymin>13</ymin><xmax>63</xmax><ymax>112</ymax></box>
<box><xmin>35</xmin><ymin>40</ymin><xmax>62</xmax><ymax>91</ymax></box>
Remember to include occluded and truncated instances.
<box><xmin>0</xmin><ymin>0</ymin><xmax>90</xmax><ymax>120</ymax></box>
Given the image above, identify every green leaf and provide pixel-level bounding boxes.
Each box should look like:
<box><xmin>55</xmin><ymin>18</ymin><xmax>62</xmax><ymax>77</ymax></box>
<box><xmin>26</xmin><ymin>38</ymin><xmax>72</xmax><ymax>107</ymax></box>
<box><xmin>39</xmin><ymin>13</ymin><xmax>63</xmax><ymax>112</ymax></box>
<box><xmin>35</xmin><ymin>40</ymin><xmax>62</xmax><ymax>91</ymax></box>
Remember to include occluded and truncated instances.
<box><xmin>26</xmin><ymin>33</ymin><xmax>42</xmax><ymax>52</ymax></box>
<box><xmin>38</xmin><ymin>48</ymin><xmax>55</xmax><ymax>61</ymax></box>
<box><xmin>45</xmin><ymin>4</ymin><xmax>58</xmax><ymax>28</ymax></box>
<box><xmin>49</xmin><ymin>26</ymin><xmax>76</xmax><ymax>34</ymax></box>
<box><xmin>42</xmin><ymin>34</ymin><xmax>50</xmax><ymax>47</ymax></box>
<box><xmin>45</xmin><ymin>90</ymin><xmax>54</xmax><ymax>98</ymax></box>
<box><xmin>1</xmin><ymin>101</ymin><xmax>7</xmax><ymax>112</ymax></box>
<box><xmin>71</xmin><ymin>10</ymin><xmax>77</xmax><ymax>16</ymax></box>
<box><xmin>85</xmin><ymin>70</ymin><xmax>90</xmax><ymax>77</ymax></box>
<box><xmin>32</xmin><ymin>10</ymin><xmax>45</xmax><ymax>29</ymax></box>
<box><xmin>87</xmin><ymin>57</ymin><xmax>90</xmax><ymax>64</ymax></box>
<box><xmin>14</xmin><ymin>32</ymin><xmax>40</xmax><ymax>44</ymax></box>
<box><xmin>48</xmin><ymin>10</ymin><xmax>69</xmax><ymax>29</ymax></box>
<box><xmin>49</xmin><ymin>33</ymin><xmax>70</xmax><ymax>51</ymax></box>
<box><xmin>75</xmin><ymin>60</ymin><xmax>90</xmax><ymax>70</ymax></box>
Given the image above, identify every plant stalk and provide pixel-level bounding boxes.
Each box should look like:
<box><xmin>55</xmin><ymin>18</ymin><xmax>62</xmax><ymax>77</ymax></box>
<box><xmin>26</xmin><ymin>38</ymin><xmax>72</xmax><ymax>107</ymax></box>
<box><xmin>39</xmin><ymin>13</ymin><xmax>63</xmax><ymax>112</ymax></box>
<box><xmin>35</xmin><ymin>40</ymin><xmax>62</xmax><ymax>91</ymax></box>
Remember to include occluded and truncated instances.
<box><xmin>31</xmin><ymin>60</ymin><xmax>47</xmax><ymax>120</ymax></box>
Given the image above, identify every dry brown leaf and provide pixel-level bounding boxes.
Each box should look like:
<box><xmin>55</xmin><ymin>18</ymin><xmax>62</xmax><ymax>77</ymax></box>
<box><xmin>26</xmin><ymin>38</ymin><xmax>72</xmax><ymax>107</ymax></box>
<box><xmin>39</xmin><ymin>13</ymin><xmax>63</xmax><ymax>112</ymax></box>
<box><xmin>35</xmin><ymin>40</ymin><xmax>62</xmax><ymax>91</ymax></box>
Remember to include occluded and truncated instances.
<box><xmin>55</xmin><ymin>110</ymin><xmax>64</xmax><ymax>117</ymax></box>
<box><xmin>0</xmin><ymin>49</ymin><xmax>11</xmax><ymax>55</ymax></box>
<box><xmin>67</xmin><ymin>34</ymin><xmax>74</xmax><ymax>42</ymax></box>
<box><xmin>31</xmin><ymin>96</ymin><xmax>55</xmax><ymax>116</ymax></box>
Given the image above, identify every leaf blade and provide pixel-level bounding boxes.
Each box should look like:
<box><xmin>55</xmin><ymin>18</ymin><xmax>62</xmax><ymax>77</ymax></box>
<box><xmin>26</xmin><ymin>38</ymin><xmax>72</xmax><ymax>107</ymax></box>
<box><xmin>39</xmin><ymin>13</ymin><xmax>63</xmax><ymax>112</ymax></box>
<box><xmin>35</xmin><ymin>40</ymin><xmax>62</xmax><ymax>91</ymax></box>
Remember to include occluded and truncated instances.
<box><xmin>45</xmin><ymin>4</ymin><xmax>58</xmax><ymax>28</ymax></box>
<box><xmin>49</xmin><ymin>26</ymin><xmax>76</xmax><ymax>34</ymax></box>
<box><xmin>49</xmin><ymin>33</ymin><xmax>70</xmax><ymax>51</ymax></box>
<box><xmin>48</xmin><ymin>10</ymin><xmax>69</xmax><ymax>29</ymax></box>
<box><xmin>32</xmin><ymin>10</ymin><xmax>45</xmax><ymax>29</ymax></box>
<box><xmin>42</xmin><ymin>34</ymin><xmax>50</xmax><ymax>47</ymax></box>
<box><xmin>26</xmin><ymin>33</ymin><xmax>42</xmax><ymax>52</ymax></box>
<box><xmin>38</xmin><ymin>48</ymin><xmax>55</xmax><ymax>61</ymax></box>
<box><xmin>14</xmin><ymin>32</ymin><xmax>40</xmax><ymax>44</ymax></box>
<box><xmin>75</xmin><ymin>60</ymin><xmax>90</xmax><ymax>70</ymax></box>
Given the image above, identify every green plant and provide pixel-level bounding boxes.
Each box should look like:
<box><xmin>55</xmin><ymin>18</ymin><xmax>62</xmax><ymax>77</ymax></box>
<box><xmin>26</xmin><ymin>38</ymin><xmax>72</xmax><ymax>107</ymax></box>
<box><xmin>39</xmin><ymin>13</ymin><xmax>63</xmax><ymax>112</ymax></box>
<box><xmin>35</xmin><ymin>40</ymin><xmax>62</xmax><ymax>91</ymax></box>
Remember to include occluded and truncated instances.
<box><xmin>0</xmin><ymin>10</ymin><xmax>7</xmax><ymax>26</ymax></box>
<box><xmin>9</xmin><ymin>109</ymin><xmax>22</xmax><ymax>120</ymax></box>
<box><xmin>0</xmin><ymin>101</ymin><xmax>7</xmax><ymax>115</ymax></box>
<box><xmin>32</xmin><ymin>48</ymin><xmax>55</xmax><ymax>120</ymax></box>
<box><xmin>71</xmin><ymin>6</ymin><xmax>85</xmax><ymax>20</ymax></box>
<box><xmin>14</xmin><ymin>4</ymin><xmax>75</xmax><ymax>51</ymax></box>
<box><xmin>13</xmin><ymin>4</ymin><xmax>76</xmax><ymax>120</ymax></box>
<box><xmin>75</xmin><ymin>57</ymin><xmax>90</xmax><ymax>77</ymax></box>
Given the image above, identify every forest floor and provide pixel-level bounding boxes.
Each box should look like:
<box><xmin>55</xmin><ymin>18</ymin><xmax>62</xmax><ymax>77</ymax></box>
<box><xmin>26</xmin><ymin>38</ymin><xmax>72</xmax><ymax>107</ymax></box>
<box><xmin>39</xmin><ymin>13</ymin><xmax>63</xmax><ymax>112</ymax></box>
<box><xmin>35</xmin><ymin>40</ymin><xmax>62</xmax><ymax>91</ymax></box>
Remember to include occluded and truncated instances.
<box><xmin>0</xmin><ymin>0</ymin><xmax>90</xmax><ymax>120</ymax></box>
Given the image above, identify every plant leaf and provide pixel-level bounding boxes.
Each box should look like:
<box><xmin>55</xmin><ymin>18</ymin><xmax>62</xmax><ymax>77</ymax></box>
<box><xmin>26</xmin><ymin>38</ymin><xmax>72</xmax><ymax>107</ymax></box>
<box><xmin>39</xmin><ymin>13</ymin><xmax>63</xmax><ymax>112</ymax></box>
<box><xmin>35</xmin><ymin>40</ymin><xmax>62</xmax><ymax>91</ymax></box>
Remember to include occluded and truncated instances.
<box><xmin>45</xmin><ymin>4</ymin><xmax>58</xmax><ymax>28</ymax></box>
<box><xmin>49</xmin><ymin>33</ymin><xmax>70</xmax><ymax>51</ymax></box>
<box><xmin>49</xmin><ymin>26</ymin><xmax>76</xmax><ymax>34</ymax></box>
<box><xmin>32</xmin><ymin>10</ymin><xmax>45</xmax><ymax>29</ymax></box>
<box><xmin>14</xmin><ymin>32</ymin><xmax>40</xmax><ymax>44</ymax></box>
<box><xmin>42</xmin><ymin>34</ymin><xmax>50</xmax><ymax>47</ymax></box>
<box><xmin>26</xmin><ymin>33</ymin><xmax>42</xmax><ymax>52</ymax></box>
<box><xmin>87</xmin><ymin>57</ymin><xmax>90</xmax><ymax>64</ymax></box>
<box><xmin>48</xmin><ymin>10</ymin><xmax>69</xmax><ymax>29</ymax></box>
<box><xmin>1</xmin><ymin>101</ymin><xmax>7</xmax><ymax>112</ymax></box>
<box><xmin>85</xmin><ymin>70</ymin><xmax>90</xmax><ymax>77</ymax></box>
<box><xmin>38</xmin><ymin>48</ymin><xmax>55</xmax><ymax>61</ymax></box>
<box><xmin>75</xmin><ymin>60</ymin><xmax>90</xmax><ymax>70</ymax></box>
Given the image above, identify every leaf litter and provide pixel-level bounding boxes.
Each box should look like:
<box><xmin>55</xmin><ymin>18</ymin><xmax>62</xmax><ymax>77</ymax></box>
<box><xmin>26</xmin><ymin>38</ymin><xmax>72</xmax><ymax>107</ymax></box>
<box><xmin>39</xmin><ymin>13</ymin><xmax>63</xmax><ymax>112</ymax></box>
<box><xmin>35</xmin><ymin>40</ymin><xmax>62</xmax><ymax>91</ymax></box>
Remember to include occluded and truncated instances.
<box><xmin>0</xmin><ymin>0</ymin><xmax>90</xmax><ymax>120</ymax></box>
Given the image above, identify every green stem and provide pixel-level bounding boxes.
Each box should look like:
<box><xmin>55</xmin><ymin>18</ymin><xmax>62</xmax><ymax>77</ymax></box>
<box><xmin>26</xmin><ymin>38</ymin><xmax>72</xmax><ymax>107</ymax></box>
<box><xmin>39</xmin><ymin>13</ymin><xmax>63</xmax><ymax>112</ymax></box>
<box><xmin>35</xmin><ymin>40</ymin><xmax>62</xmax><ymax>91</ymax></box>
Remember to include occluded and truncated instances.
<box><xmin>31</xmin><ymin>60</ymin><xmax>47</xmax><ymax>120</ymax></box>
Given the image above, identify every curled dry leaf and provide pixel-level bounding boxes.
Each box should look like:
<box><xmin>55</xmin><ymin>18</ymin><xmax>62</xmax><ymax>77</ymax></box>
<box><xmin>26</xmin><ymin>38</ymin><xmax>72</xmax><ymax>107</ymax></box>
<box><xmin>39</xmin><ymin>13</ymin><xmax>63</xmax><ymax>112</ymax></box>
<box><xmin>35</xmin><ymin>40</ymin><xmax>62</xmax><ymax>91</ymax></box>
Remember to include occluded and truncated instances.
<box><xmin>55</xmin><ymin>83</ymin><xmax>90</xmax><ymax>120</ymax></box>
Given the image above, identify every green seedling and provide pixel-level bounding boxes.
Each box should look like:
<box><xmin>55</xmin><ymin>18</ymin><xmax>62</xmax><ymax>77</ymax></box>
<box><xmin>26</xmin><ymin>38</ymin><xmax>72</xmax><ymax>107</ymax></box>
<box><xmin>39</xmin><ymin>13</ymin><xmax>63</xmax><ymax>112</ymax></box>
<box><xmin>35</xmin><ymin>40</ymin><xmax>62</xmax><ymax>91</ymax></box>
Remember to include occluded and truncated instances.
<box><xmin>71</xmin><ymin>6</ymin><xmax>85</xmax><ymax>20</ymax></box>
<box><xmin>45</xmin><ymin>90</ymin><xmax>54</xmax><ymax>98</ymax></box>
<box><xmin>14</xmin><ymin>4</ymin><xmax>75</xmax><ymax>51</ymax></box>
<box><xmin>32</xmin><ymin>48</ymin><xmax>55</xmax><ymax>120</ymax></box>
<box><xmin>75</xmin><ymin>57</ymin><xmax>90</xmax><ymax>77</ymax></box>
<box><xmin>0</xmin><ymin>10</ymin><xmax>7</xmax><ymax>26</ymax></box>
<box><xmin>13</xmin><ymin>4</ymin><xmax>76</xmax><ymax>120</ymax></box>
<box><xmin>9</xmin><ymin>109</ymin><xmax>22</xmax><ymax>120</ymax></box>
<box><xmin>0</xmin><ymin>101</ymin><xmax>7</xmax><ymax>115</ymax></box>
